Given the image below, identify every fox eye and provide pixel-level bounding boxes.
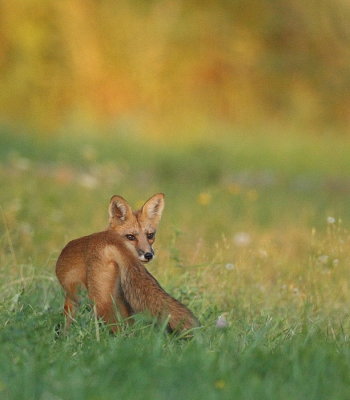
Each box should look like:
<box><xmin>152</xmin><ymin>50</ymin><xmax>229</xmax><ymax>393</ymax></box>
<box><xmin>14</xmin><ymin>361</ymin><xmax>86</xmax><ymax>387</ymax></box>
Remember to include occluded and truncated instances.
<box><xmin>147</xmin><ymin>232</ymin><xmax>155</xmax><ymax>240</ymax></box>
<box><xmin>126</xmin><ymin>234</ymin><xmax>136</xmax><ymax>241</ymax></box>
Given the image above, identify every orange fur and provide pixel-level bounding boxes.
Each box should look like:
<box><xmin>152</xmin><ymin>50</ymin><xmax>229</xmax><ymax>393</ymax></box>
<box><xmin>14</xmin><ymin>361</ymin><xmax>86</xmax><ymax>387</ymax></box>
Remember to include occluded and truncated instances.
<box><xmin>55</xmin><ymin>194</ymin><xmax>200</xmax><ymax>333</ymax></box>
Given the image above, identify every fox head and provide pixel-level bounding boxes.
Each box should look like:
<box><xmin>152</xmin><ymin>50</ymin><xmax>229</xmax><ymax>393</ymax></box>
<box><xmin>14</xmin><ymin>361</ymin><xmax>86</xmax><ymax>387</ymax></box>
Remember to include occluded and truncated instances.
<box><xmin>108</xmin><ymin>193</ymin><xmax>165</xmax><ymax>263</ymax></box>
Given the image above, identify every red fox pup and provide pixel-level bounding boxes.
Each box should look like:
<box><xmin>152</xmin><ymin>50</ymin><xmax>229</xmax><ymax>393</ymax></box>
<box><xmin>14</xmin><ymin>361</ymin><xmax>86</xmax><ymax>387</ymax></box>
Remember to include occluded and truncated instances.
<box><xmin>55</xmin><ymin>193</ymin><xmax>200</xmax><ymax>333</ymax></box>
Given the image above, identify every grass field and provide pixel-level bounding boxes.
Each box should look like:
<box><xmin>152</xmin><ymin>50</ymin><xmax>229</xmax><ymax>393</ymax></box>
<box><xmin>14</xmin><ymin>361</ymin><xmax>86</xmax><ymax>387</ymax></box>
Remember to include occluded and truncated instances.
<box><xmin>1</xmin><ymin>130</ymin><xmax>350</xmax><ymax>399</ymax></box>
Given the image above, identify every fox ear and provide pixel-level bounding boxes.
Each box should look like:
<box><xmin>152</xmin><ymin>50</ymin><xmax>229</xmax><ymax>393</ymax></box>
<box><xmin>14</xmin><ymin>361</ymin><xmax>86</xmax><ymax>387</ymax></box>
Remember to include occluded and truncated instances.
<box><xmin>108</xmin><ymin>195</ymin><xmax>132</xmax><ymax>225</ymax></box>
<box><xmin>140</xmin><ymin>193</ymin><xmax>165</xmax><ymax>226</ymax></box>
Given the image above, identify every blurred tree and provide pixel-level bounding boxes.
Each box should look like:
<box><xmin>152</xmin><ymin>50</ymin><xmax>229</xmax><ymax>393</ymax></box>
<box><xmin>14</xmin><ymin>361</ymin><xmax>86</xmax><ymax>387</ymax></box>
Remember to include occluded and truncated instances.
<box><xmin>0</xmin><ymin>0</ymin><xmax>349</xmax><ymax>135</ymax></box>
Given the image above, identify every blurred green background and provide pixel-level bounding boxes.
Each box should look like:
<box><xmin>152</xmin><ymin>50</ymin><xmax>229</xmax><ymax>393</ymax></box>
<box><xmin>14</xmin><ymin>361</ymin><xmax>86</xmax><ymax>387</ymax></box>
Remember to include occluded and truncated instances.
<box><xmin>3</xmin><ymin>3</ymin><xmax>350</xmax><ymax>400</ymax></box>
<box><xmin>1</xmin><ymin>0</ymin><xmax>350</xmax><ymax>138</ymax></box>
<box><xmin>1</xmin><ymin>0</ymin><xmax>350</xmax><ymax>302</ymax></box>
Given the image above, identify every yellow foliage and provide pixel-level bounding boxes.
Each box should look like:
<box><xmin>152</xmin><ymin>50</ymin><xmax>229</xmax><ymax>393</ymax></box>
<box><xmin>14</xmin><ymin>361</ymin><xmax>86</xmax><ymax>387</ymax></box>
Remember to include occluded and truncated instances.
<box><xmin>0</xmin><ymin>0</ymin><xmax>350</xmax><ymax>134</ymax></box>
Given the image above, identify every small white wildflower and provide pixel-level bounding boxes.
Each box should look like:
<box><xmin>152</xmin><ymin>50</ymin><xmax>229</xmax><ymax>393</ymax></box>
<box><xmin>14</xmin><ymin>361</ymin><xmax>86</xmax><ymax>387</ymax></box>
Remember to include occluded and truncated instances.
<box><xmin>258</xmin><ymin>249</ymin><xmax>268</xmax><ymax>259</ymax></box>
<box><xmin>327</xmin><ymin>217</ymin><xmax>336</xmax><ymax>224</ymax></box>
<box><xmin>332</xmin><ymin>259</ymin><xmax>339</xmax><ymax>267</ymax></box>
<box><xmin>233</xmin><ymin>232</ymin><xmax>251</xmax><ymax>247</ymax></box>
<box><xmin>215</xmin><ymin>314</ymin><xmax>229</xmax><ymax>329</ymax></box>
<box><xmin>318</xmin><ymin>255</ymin><xmax>329</xmax><ymax>264</ymax></box>
<box><xmin>79</xmin><ymin>174</ymin><xmax>98</xmax><ymax>189</ymax></box>
<box><xmin>225</xmin><ymin>263</ymin><xmax>235</xmax><ymax>270</ymax></box>
<box><xmin>14</xmin><ymin>157</ymin><xmax>31</xmax><ymax>171</ymax></box>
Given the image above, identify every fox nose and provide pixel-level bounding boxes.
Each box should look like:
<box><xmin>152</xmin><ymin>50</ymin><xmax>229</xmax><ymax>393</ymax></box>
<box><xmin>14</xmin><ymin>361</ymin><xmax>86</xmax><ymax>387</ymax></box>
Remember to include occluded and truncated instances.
<box><xmin>144</xmin><ymin>252</ymin><xmax>153</xmax><ymax>261</ymax></box>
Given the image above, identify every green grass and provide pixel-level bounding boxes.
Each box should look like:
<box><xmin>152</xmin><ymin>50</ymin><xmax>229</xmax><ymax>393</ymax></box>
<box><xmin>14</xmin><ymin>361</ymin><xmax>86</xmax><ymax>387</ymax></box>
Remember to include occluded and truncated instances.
<box><xmin>1</xmin><ymin>130</ymin><xmax>350</xmax><ymax>399</ymax></box>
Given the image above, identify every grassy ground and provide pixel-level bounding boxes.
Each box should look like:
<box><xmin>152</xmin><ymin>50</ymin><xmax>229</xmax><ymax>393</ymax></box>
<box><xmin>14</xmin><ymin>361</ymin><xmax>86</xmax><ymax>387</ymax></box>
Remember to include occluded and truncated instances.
<box><xmin>1</xmin><ymin>130</ymin><xmax>350</xmax><ymax>399</ymax></box>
